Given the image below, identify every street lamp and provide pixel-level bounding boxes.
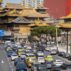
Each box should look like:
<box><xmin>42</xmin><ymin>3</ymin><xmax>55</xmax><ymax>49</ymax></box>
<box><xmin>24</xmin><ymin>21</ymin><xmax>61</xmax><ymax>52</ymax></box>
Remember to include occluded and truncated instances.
<box><xmin>56</xmin><ymin>25</ymin><xmax>60</xmax><ymax>51</ymax></box>
<box><xmin>54</xmin><ymin>19</ymin><xmax>60</xmax><ymax>51</ymax></box>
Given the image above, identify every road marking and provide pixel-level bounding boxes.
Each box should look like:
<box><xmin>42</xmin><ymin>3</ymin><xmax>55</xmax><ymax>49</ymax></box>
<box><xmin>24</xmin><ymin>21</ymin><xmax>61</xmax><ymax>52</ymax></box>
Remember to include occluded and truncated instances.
<box><xmin>4</xmin><ymin>51</ymin><xmax>14</xmax><ymax>71</ymax></box>
<box><xmin>7</xmin><ymin>58</ymin><xmax>14</xmax><ymax>71</ymax></box>
<box><xmin>1</xmin><ymin>60</ymin><xmax>4</xmax><ymax>64</ymax></box>
<box><xmin>55</xmin><ymin>55</ymin><xmax>71</xmax><ymax>64</ymax></box>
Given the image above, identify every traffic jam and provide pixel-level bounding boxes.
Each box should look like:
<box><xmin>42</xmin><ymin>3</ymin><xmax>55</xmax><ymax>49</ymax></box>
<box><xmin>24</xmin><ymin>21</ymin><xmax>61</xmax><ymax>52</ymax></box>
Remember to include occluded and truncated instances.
<box><xmin>3</xmin><ymin>40</ymin><xmax>71</xmax><ymax>71</ymax></box>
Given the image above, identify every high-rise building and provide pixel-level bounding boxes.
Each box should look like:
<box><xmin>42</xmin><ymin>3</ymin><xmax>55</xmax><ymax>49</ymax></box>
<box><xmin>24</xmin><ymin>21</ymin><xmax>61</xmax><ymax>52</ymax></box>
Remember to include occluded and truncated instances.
<box><xmin>22</xmin><ymin>0</ymin><xmax>44</xmax><ymax>8</ymax></box>
<box><xmin>37</xmin><ymin>0</ymin><xmax>44</xmax><ymax>8</ymax></box>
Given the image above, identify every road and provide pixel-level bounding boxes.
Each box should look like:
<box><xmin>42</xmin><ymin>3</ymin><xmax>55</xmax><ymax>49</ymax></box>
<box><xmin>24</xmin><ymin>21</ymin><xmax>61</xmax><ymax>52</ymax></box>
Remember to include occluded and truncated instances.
<box><xmin>53</xmin><ymin>55</ymin><xmax>71</xmax><ymax>71</ymax></box>
<box><xmin>0</xmin><ymin>43</ymin><xmax>71</xmax><ymax>71</ymax></box>
<box><xmin>0</xmin><ymin>44</ymin><xmax>15</xmax><ymax>71</ymax></box>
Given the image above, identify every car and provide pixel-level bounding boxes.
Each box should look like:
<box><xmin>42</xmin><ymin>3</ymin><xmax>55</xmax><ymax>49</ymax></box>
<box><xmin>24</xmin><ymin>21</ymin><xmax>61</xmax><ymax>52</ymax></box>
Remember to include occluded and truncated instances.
<box><xmin>7</xmin><ymin>50</ymin><xmax>14</xmax><ymax>57</ymax></box>
<box><xmin>25</xmin><ymin>49</ymin><xmax>32</xmax><ymax>53</ymax></box>
<box><xmin>5</xmin><ymin>46</ymin><xmax>12</xmax><ymax>52</ymax></box>
<box><xmin>58</xmin><ymin>52</ymin><xmax>66</xmax><ymax>57</ymax></box>
<box><xmin>11</xmin><ymin>52</ymin><xmax>18</xmax><ymax>61</ymax></box>
<box><xmin>36</xmin><ymin>51</ymin><xmax>45</xmax><ymax>63</ymax></box>
<box><xmin>20</xmin><ymin>52</ymin><xmax>26</xmax><ymax>59</ymax></box>
<box><xmin>53</xmin><ymin>59</ymin><xmax>64</xmax><ymax>67</ymax></box>
<box><xmin>45</xmin><ymin>55</ymin><xmax>53</xmax><ymax>62</ymax></box>
<box><xmin>37</xmin><ymin>56</ymin><xmax>45</xmax><ymax>63</ymax></box>
<box><xmin>53</xmin><ymin>59</ymin><xmax>67</xmax><ymax>69</ymax></box>
<box><xmin>46</xmin><ymin>61</ymin><xmax>53</xmax><ymax>69</ymax></box>
<box><xmin>63</xmin><ymin>53</ymin><xmax>70</xmax><ymax>58</ymax></box>
<box><xmin>50</xmin><ymin>46</ymin><xmax>58</xmax><ymax>55</ymax></box>
<box><xmin>17</xmin><ymin>48</ymin><xmax>24</xmax><ymax>56</ymax></box>
<box><xmin>25</xmin><ymin>53</ymin><xmax>36</xmax><ymax>68</ymax></box>
<box><xmin>14</xmin><ymin>58</ymin><xmax>23</xmax><ymax>66</ymax></box>
<box><xmin>44</xmin><ymin>50</ymin><xmax>51</xmax><ymax>56</ymax></box>
<box><xmin>67</xmin><ymin>55</ymin><xmax>71</xmax><ymax>60</ymax></box>
<box><xmin>31</xmin><ymin>63</ymin><xmax>50</xmax><ymax>71</ymax></box>
<box><xmin>16</xmin><ymin>62</ymin><xmax>27</xmax><ymax>71</ymax></box>
<box><xmin>37</xmin><ymin>51</ymin><xmax>44</xmax><ymax>56</ymax></box>
<box><xmin>12</xmin><ymin>46</ymin><xmax>18</xmax><ymax>52</ymax></box>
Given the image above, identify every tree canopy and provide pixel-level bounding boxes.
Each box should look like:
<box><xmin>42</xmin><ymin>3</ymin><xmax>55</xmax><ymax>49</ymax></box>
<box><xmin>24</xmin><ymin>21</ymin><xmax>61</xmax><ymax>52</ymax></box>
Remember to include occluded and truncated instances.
<box><xmin>31</xmin><ymin>26</ymin><xmax>61</xmax><ymax>37</ymax></box>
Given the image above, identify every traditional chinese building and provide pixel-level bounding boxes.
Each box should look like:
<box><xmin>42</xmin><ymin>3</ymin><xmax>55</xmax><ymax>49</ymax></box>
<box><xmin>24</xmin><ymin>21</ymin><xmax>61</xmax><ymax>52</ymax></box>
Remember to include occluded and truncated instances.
<box><xmin>0</xmin><ymin>2</ymin><xmax>50</xmax><ymax>39</ymax></box>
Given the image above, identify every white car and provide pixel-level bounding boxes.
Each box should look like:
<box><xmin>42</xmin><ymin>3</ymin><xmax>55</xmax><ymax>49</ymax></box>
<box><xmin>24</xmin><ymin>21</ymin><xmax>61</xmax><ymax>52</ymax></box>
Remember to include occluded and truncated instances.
<box><xmin>50</xmin><ymin>46</ymin><xmax>58</xmax><ymax>54</ymax></box>
<box><xmin>37</xmin><ymin>51</ymin><xmax>44</xmax><ymax>56</ymax></box>
<box><xmin>20</xmin><ymin>53</ymin><xmax>26</xmax><ymax>59</ymax></box>
<box><xmin>38</xmin><ymin>56</ymin><xmax>45</xmax><ymax>63</ymax></box>
<box><xmin>11</xmin><ymin>53</ymin><xmax>18</xmax><ymax>61</ymax></box>
<box><xmin>53</xmin><ymin>59</ymin><xmax>64</xmax><ymax>67</ymax></box>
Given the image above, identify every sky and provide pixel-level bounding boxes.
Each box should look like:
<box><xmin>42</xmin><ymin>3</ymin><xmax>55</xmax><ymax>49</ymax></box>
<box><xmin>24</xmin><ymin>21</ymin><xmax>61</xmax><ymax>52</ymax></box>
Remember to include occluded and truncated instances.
<box><xmin>2</xmin><ymin>0</ymin><xmax>22</xmax><ymax>7</ymax></box>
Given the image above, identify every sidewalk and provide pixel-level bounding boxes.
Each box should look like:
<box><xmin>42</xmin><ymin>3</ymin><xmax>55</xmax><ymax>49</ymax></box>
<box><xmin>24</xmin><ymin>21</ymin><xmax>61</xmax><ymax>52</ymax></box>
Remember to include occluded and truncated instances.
<box><xmin>58</xmin><ymin>44</ymin><xmax>71</xmax><ymax>54</ymax></box>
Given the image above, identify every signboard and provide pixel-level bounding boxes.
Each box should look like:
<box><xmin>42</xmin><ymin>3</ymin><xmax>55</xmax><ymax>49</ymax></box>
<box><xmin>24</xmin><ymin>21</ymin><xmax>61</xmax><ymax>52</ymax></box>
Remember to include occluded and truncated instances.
<box><xmin>4</xmin><ymin>31</ymin><xmax>11</xmax><ymax>36</ymax></box>
<box><xmin>0</xmin><ymin>30</ymin><xmax>4</xmax><ymax>37</ymax></box>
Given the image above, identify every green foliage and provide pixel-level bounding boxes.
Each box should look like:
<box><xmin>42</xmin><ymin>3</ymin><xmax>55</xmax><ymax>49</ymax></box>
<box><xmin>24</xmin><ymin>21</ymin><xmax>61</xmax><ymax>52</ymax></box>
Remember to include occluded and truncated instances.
<box><xmin>31</xmin><ymin>26</ymin><xmax>61</xmax><ymax>37</ymax></box>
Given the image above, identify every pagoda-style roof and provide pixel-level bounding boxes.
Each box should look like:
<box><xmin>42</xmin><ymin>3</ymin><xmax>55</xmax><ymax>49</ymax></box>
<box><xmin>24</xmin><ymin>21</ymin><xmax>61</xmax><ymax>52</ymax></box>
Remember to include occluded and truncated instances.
<box><xmin>7</xmin><ymin>9</ymin><xmax>20</xmax><ymax>16</ymax></box>
<box><xmin>5</xmin><ymin>3</ymin><xmax>24</xmax><ymax>10</ymax></box>
<box><xmin>58</xmin><ymin>22</ymin><xmax>71</xmax><ymax>28</ymax></box>
<box><xmin>28</xmin><ymin>20</ymin><xmax>49</xmax><ymax>27</ymax></box>
<box><xmin>0</xmin><ymin>7</ymin><xmax>7</xmax><ymax>17</ymax></box>
<box><xmin>11</xmin><ymin>17</ymin><xmax>32</xmax><ymax>24</ymax></box>
<box><xmin>20</xmin><ymin>9</ymin><xmax>49</xmax><ymax>18</ymax></box>
<box><xmin>61</xmin><ymin>13</ymin><xmax>71</xmax><ymax>19</ymax></box>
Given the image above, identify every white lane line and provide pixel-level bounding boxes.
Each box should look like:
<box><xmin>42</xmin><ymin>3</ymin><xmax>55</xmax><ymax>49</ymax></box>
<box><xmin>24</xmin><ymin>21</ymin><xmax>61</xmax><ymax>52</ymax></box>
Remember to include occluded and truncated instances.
<box><xmin>1</xmin><ymin>60</ymin><xmax>4</xmax><ymax>64</ymax></box>
<box><xmin>4</xmin><ymin>52</ymin><xmax>14</xmax><ymax>71</ymax></box>
<box><xmin>7</xmin><ymin>58</ymin><xmax>14</xmax><ymax>71</ymax></box>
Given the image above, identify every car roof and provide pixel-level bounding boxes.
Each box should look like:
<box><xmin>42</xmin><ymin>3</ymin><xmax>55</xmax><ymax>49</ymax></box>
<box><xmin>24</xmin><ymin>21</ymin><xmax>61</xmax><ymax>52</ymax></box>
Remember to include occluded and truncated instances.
<box><xmin>26</xmin><ymin>53</ymin><xmax>34</xmax><ymax>56</ymax></box>
<box><xmin>16</xmin><ymin>62</ymin><xmax>26</xmax><ymax>68</ymax></box>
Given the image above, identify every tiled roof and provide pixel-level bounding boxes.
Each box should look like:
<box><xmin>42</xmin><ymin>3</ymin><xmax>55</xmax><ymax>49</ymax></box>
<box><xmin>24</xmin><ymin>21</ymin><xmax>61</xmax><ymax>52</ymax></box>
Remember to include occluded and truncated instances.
<box><xmin>11</xmin><ymin>17</ymin><xmax>32</xmax><ymax>23</ymax></box>
<box><xmin>20</xmin><ymin>9</ymin><xmax>49</xmax><ymax>17</ymax></box>
<box><xmin>7</xmin><ymin>9</ymin><xmax>20</xmax><ymax>16</ymax></box>
<box><xmin>61</xmin><ymin>13</ymin><xmax>71</xmax><ymax>19</ymax></box>
<box><xmin>58</xmin><ymin>22</ymin><xmax>71</xmax><ymax>28</ymax></box>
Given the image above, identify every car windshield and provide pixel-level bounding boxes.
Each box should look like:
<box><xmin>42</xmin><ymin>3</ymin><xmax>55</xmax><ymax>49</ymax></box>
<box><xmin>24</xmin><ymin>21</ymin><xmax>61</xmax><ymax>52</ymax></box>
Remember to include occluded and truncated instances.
<box><xmin>12</xmin><ymin>53</ymin><xmax>17</xmax><ymax>56</ymax></box>
<box><xmin>17</xmin><ymin>63</ymin><xmax>26</xmax><ymax>69</ymax></box>
<box><xmin>38</xmin><ymin>68</ymin><xmax>47</xmax><ymax>71</ymax></box>
<box><xmin>38</xmin><ymin>65</ymin><xmax>47</xmax><ymax>71</ymax></box>
<box><xmin>38</xmin><ymin>57</ymin><xmax>44</xmax><ymax>61</ymax></box>
<box><xmin>26</xmin><ymin>53</ymin><xmax>35</xmax><ymax>57</ymax></box>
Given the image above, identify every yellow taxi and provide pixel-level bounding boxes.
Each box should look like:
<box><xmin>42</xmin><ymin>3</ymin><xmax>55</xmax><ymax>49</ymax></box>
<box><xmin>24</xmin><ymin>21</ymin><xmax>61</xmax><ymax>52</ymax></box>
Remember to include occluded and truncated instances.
<box><xmin>25</xmin><ymin>53</ymin><xmax>36</xmax><ymax>68</ymax></box>
<box><xmin>17</xmin><ymin>48</ymin><xmax>24</xmax><ymax>56</ymax></box>
<box><xmin>45</xmin><ymin>55</ymin><xmax>53</xmax><ymax>62</ymax></box>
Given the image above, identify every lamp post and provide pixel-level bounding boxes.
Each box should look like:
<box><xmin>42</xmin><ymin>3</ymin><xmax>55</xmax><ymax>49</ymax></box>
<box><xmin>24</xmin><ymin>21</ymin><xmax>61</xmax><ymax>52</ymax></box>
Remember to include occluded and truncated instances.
<box><xmin>56</xmin><ymin>25</ymin><xmax>60</xmax><ymax>51</ymax></box>
<box><xmin>54</xmin><ymin>19</ymin><xmax>60</xmax><ymax>51</ymax></box>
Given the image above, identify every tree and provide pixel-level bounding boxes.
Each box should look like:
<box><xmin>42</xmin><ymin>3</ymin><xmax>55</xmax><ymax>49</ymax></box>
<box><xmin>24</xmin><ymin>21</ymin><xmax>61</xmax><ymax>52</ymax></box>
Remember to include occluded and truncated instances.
<box><xmin>31</xmin><ymin>26</ymin><xmax>61</xmax><ymax>37</ymax></box>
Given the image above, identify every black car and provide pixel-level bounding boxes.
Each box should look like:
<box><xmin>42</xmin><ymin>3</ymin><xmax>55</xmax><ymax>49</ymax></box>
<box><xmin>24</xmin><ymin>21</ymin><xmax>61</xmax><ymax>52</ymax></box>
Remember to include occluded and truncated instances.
<box><xmin>14</xmin><ymin>58</ymin><xmax>23</xmax><ymax>66</ymax></box>
<box><xmin>31</xmin><ymin>63</ymin><xmax>51</xmax><ymax>71</ymax></box>
<box><xmin>16</xmin><ymin>62</ymin><xmax>27</xmax><ymax>71</ymax></box>
<box><xmin>58</xmin><ymin>52</ymin><xmax>66</xmax><ymax>57</ymax></box>
<box><xmin>7</xmin><ymin>50</ymin><xmax>14</xmax><ymax>57</ymax></box>
<box><xmin>68</xmin><ymin>55</ymin><xmax>71</xmax><ymax>60</ymax></box>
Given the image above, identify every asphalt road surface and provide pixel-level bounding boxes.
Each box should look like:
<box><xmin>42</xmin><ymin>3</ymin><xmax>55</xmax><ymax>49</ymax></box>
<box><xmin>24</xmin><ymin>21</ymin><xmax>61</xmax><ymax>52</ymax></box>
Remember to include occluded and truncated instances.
<box><xmin>53</xmin><ymin>55</ymin><xmax>71</xmax><ymax>71</ymax></box>
<box><xmin>0</xmin><ymin>44</ymin><xmax>71</xmax><ymax>71</ymax></box>
<box><xmin>0</xmin><ymin>44</ymin><xmax>15</xmax><ymax>71</ymax></box>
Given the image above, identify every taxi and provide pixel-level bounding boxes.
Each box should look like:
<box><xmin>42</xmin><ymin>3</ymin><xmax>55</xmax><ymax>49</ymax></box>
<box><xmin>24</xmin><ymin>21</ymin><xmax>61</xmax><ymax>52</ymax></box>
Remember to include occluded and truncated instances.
<box><xmin>25</xmin><ymin>53</ymin><xmax>36</xmax><ymax>68</ymax></box>
<box><xmin>45</xmin><ymin>55</ymin><xmax>53</xmax><ymax>62</ymax></box>
<box><xmin>17</xmin><ymin>48</ymin><xmax>24</xmax><ymax>56</ymax></box>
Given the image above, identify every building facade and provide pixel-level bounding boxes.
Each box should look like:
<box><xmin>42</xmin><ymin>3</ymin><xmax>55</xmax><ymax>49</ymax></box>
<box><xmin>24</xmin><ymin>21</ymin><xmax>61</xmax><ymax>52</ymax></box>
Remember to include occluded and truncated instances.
<box><xmin>23</xmin><ymin>0</ymin><xmax>44</xmax><ymax>8</ymax></box>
